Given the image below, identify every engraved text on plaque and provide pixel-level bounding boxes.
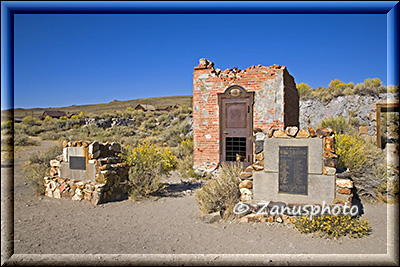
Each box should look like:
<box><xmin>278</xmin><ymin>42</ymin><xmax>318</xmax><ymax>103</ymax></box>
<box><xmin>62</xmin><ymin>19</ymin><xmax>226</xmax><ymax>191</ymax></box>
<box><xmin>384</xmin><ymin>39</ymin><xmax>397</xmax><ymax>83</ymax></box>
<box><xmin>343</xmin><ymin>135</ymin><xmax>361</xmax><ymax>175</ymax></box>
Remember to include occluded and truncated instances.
<box><xmin>278</xmin><ymin>146</ymin><xmax>308</xmax><ymax>194</ymax></box>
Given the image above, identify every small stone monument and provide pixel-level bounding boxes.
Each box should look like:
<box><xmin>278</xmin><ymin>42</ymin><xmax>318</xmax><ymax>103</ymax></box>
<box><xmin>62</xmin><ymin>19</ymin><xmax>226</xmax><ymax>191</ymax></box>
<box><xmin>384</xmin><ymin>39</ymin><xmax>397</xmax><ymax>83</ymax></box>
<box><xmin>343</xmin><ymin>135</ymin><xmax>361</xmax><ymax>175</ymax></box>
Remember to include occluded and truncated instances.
<box><xmin>44</xmin><ymin>140</ymin><xmax>129</xmax><ymax>205</ymax></box>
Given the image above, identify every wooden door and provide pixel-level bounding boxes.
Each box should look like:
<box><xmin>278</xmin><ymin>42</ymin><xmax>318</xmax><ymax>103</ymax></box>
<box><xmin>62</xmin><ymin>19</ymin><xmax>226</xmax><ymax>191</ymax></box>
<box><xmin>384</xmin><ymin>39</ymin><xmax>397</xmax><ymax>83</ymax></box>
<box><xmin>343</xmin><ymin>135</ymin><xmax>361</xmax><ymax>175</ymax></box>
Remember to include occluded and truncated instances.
<box><xmin>218</xmin><ymin>86</ymin><xmax>253</xmax><ymax>168</ymax></box>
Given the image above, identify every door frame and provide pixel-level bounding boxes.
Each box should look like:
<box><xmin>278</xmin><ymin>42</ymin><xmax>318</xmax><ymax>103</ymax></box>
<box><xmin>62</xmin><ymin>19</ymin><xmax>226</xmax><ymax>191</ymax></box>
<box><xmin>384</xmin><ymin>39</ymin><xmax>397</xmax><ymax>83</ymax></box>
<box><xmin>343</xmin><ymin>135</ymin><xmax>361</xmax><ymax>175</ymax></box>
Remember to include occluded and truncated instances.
<box><xmin>218</xmin><ymin>85</ymin><xmax>254</xmax><ymax>168</ymax></box>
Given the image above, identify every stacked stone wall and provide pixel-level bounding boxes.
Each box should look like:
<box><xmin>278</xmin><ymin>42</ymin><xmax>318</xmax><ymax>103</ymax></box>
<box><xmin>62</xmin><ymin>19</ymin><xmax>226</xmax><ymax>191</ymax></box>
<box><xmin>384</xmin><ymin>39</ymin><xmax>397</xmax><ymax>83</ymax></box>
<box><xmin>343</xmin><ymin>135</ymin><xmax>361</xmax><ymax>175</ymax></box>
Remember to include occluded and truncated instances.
<box><xmin>44</xmin><ymin>140</ymin><xmax>129</xmax><ymax>205</ymax></box>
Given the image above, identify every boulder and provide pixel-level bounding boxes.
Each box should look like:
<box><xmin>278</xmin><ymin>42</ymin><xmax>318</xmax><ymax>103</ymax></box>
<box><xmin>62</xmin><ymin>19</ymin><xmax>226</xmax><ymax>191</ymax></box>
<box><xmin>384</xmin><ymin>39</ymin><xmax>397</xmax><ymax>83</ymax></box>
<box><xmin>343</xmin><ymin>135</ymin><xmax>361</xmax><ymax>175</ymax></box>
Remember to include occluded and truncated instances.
<box><xmin>239</xmin><ymin>180</ymin><xmax>253</xmax><ymax>189</ymax></box>
<box><xmin>273</xmin><ymin>129</ymin><xmax>288</xmax><ymax>138</ymax></box>
<box><xmin>50</xmin><ymin>159</ymin><xmax>61</xmax><ymax>167</ymax></box>
<box><xmin>323</xmin><ymin>151</ymin><xmax>338</xmax><ymax>158</ymax></box>
<box><xmin>336</xmin><ymin>178</ymin><xmax>353</xmax><ymax>188</ymax></box>
<box><xmin>323</xmin><ymin>167</ymin><xmax>336</xmax><ymax>175</ymax></box>
<box><xmin>337</xmin><ymin>188</ymin><xmax>352</xmax><ymax>195</ymax></box>
<box><xmin>308</xmin><ymin>127</ymin><xmax>317</xmax><ymax>138</ymax></box>
<box><xmin>285</xmin><ymin>126</ymin><xmax>298</xmax><ymax>137</ymax></box>
<box><xmin>324</xmin><ymin>136</ymin><xmax>335</xmax><ymax>152</ymax></box>
<box><xmin>240</xmin><ymin>188</ymin><xmax>253</xmax><ymax>202</ymax></box>
<box><xmin>316</xmin><ymin>128</ymin><xmax>329</xmax><ymax>138</ymax></box>
<box><xmin>244</xmin><ymin>165</ymin><xmax>254</xmax><ymax>172</ymax></box>
<box><xmin>324</xmin><ymin>158</ymin><xmax>337</xmax><ymax>168</ymax></box>
<box><xmin>252</xmin><ymin>163</ymin><xmax>264</xmax><ymax>171</ymax></box>
<box><xmin>255</xmin><ymin>132</ymin><xmax>265</xmax><ymax>140</ymax></box>
<box><xmin>296</xmin><ymin>128</ymin><xmax>309</xmax><ymax>138</ymax></box>
<box><xmin>267</xmin><ymin>128</ymin><xmax>275</xmax><ymax>138</ymax></box>
<box><xmin>240</xmin><ymin>172</ymin><xmax>253</xmax><ymax>179</ymax></box>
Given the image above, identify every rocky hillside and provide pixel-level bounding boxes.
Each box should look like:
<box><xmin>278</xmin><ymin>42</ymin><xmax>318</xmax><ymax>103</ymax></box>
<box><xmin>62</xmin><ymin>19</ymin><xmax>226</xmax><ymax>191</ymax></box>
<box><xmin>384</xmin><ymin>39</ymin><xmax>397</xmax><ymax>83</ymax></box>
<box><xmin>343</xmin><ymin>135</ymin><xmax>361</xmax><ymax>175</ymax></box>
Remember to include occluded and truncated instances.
<box><xmin>299</xmin><ymin>93</ymin><xmax>399</xmax><ymax>135</ymax></box>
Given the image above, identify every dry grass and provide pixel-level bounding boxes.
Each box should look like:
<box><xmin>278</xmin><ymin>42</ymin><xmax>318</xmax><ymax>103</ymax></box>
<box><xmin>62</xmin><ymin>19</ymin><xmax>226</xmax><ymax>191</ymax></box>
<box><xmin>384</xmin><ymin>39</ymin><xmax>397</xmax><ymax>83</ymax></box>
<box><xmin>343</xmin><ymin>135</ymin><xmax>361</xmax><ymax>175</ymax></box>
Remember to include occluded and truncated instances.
<box><xmin>4</xmin><ymin>95</ymin><xmax>193</xmax><ymax>120</ymax></box>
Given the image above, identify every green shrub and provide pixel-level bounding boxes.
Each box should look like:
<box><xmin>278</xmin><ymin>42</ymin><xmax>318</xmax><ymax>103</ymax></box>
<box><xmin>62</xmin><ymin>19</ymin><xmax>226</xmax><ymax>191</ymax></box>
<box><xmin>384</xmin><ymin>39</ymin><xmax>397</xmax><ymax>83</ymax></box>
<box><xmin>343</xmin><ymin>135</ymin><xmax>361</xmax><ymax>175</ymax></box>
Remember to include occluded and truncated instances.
<box><xmin>24</xmin><ymin>125</ymin><xmax>45</xmax><ymax>136</ymax></box>
<box><xmin>294</xmin><ymin>215</ymin><xmax>371</xmax><ymax>238</ymax></box>
<box><xmin>40</xmin><ymin>130</ymin><xmax>65</xmax><ymax>141</ymax></box>
<box><xmin>364</xmin><ymin>78</ymin><xmax>381</xmax><ymax>88</ymax></box>
<box><xmin>142</xmin><ymin>117</ymin><xmax>157</xmax><ymax>130</ymax></box>
<box><xmin>14</xmin><ymin>133</ymin><xmax>39</xmax><ymax>146</ymax></box>
<box><xmin>296</xmin><ymin>82</ymin><xmax>313</xmax><ymax>99</ymax></box>
<box><xmin>194</xmin><ymin>163</ymin><xmax>242</xmax><ymax>220</ymax></box>
<box><xmin>177</xmin><ymin>113</ymin><xmax>187</xmax><ymax>121</ymax></box>
<box><xmin>122</xmin><ymin>141</ymin><xmax>177</xmax><ymax>200</ymax></box>
<box><xmin>319</xmin><ymin>116</ymin><xmax>359</xmax><ymax>135</ymax></box>
<box><xmin>174</xmin><ymin>138</ymin><xmax>196</xmax><ymax>178</ymax></box>
<box><xmin>22</xmin><ymin>116</ymin><xmax>40</xmax><ymax>126</ymax></box>
<box><xmin>24</xmin><ymin>144</ymin><xmax>63</xmax><ymax>196</ymax></box>
<box><xmin>176</xmin><ymin>105</ymin><xmax>192</xmax><ymax>115</ymax></box>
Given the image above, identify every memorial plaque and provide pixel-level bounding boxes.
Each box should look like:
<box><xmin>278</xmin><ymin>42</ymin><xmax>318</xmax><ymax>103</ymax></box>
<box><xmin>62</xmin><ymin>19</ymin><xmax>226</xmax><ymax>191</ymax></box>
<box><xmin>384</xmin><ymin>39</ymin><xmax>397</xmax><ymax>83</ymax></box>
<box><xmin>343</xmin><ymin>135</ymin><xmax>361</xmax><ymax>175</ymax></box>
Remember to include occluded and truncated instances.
<box><xmin>69</xmin><ymin>156</ymin><xmax>86</xmax><ymax>170</ymax></box>
<box><xmin>278</xmin><ymin>146</ymin><xmax>308</xmax><ymax>194</ymax></box>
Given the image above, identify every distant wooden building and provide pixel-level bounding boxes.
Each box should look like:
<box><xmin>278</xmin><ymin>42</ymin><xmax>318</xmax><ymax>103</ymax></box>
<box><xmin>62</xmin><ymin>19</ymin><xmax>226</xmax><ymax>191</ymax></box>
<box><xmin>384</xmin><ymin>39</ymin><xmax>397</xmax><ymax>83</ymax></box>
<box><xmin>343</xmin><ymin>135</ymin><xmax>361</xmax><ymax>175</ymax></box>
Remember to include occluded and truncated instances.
<box><xmin>41</xmin><ymin>110</ymin><xmax>67</xmax><ymax>120</ymax></box>
<box><xmin>134</xmin><ymin>104</ymin><xmax>156</xmax><ymax>111</ymax></box>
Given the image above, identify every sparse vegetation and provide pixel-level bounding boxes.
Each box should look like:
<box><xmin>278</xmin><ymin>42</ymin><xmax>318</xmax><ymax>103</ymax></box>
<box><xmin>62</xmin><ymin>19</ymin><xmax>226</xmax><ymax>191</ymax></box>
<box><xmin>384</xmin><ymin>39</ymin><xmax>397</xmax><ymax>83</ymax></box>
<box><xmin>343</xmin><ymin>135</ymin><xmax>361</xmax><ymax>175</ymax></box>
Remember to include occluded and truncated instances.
<box><xmin>24</xmin><ymin>144</ymin><xmax>63</xmax><ymax>196</ymax></box>
<box><xmin>194</xmin><ymin>163</ymin><xmax>242</xmax><ymax>220</ymax></box>
<box><xmin>335</xmin><ymin>132</ymin><xmax>390</xmax><ymax>201</ymax></box>
<box><xmin>319</xmin><ymin>115</ymin><xmax>359</xmax><ymax>135</ymax></box>
<box><xmin>294</xmin><ymin>215</ymin><xmax>371</xmax><ymax>238</ymax></box>
<box><xmin>296</xmin><ymin>77</ymin><xmax>391</xmax><ymax>101</ymax></box>
<box><xmin>121</xmin><ymin>141</ymin><xmax>177</xmax><ymax>201</ymax></box>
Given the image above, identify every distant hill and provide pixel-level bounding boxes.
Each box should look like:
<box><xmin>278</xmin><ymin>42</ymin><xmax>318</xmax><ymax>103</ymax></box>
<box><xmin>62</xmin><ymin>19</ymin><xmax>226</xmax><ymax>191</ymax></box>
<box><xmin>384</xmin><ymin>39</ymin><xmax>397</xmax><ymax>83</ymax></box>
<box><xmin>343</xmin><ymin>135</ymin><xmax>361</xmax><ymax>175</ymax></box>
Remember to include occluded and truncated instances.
<box><xmin>2</xmin><ymin>95</ymin><xmax>193</xmax><ymax>120</ymax></box>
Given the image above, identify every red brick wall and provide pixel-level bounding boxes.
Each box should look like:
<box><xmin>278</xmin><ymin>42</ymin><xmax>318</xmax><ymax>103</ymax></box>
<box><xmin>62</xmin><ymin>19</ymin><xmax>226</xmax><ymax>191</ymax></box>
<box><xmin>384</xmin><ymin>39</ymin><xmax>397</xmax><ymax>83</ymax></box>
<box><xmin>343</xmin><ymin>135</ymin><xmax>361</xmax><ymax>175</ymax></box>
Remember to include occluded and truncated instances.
<box><xmin>193</xmin><ymin>59</ymin><xmax>298</xmax><ymax>168</ymax></box>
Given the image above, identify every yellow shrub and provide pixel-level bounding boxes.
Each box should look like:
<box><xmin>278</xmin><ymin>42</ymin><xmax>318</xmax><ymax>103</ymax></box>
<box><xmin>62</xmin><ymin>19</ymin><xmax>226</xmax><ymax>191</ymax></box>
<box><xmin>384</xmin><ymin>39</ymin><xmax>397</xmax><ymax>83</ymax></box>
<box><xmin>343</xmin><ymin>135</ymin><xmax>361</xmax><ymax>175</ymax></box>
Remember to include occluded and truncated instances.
<box><xmin>294</xmin><ymin>215</ymin><xmax>371</xmax><ymax>238</ymax></box>
<box><xmin>335</xmin><ymin>133</ymin><xmax>366</xmax><ymax>172</ymax></box>
<box><xmin>296</xmin><ymin>82</ymin><xmax>313</xmax><ymax>98</ymax></box>
<box><xmin>122</xmin><ymin>141</ymin><xmax>176</xmax><ymax>200</ymax></box>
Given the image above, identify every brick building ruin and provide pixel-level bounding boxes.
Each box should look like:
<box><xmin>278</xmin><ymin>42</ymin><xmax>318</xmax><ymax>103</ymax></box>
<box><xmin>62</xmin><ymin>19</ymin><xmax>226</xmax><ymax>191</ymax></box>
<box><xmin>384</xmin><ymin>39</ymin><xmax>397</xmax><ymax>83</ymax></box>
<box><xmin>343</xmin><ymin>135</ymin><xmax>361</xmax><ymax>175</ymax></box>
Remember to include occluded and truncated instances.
<box><xmin>193</xmin><ymin>58</ymin><xmax>299</xmax><ymax>170</ymax></box>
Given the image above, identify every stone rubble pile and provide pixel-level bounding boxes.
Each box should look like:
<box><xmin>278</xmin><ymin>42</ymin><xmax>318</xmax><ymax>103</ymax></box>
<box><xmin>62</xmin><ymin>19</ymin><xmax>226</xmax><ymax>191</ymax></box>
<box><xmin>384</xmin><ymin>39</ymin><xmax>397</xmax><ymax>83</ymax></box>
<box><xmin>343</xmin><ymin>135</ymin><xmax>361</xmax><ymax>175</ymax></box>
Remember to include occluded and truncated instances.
<box><xmin>195</xmin><ymin>58</ymin><xmax>286</xmax><ymax>83</ymax></box>
<box><xmin>45</xmin><ymin>140</ymin><xmax>129</xmax><ymax>205</ymax></box>
<box><xmin>84</xmin><ymin>118</ymin><xmax>136</xmax><ymax>129</ymax></box>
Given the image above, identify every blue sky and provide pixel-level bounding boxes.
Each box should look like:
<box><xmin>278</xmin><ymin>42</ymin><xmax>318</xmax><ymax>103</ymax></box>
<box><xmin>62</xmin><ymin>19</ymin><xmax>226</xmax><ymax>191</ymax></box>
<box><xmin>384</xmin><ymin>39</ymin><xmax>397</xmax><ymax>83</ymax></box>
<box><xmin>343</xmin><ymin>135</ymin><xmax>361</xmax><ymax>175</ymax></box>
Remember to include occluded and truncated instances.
<box><xmin>13</xmin><ymin>13</ymin><xmax>387</xmax><ymax>109</ymax></box>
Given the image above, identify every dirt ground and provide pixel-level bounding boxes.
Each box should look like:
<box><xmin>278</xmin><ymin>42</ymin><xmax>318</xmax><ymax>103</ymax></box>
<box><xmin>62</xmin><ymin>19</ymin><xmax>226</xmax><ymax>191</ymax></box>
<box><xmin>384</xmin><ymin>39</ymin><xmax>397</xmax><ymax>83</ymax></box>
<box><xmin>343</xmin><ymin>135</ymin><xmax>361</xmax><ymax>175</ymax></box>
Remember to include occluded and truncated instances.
<box><xmin>1</xmin><ymin>139</ymin><xmax>399</xmax><ymax>265</ymax></box>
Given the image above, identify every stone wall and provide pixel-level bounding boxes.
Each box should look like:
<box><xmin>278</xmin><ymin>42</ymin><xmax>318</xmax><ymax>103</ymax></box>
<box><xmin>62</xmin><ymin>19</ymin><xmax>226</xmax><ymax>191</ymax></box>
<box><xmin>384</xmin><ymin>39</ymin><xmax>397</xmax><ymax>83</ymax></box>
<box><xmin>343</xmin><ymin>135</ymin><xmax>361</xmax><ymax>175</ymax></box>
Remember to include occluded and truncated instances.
<box><xmin>45</xmin><ymin>140</ymin><xmax>129</xmax><ymax>205</ymax></box>
<box><xmin>193</xmin><ymin>58</ymin><xmax>299</xmax><ymax>169</ymax></box>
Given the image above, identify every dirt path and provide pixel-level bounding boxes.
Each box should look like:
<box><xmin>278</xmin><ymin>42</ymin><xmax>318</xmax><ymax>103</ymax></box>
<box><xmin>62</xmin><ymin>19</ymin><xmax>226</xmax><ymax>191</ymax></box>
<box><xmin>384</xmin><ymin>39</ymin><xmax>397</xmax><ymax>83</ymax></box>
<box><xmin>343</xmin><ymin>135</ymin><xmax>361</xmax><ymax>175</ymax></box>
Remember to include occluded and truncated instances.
<box><xmin>2</xmin><ymin>140</ymin><xmax>398</xmax><ymax>265</ymax></box>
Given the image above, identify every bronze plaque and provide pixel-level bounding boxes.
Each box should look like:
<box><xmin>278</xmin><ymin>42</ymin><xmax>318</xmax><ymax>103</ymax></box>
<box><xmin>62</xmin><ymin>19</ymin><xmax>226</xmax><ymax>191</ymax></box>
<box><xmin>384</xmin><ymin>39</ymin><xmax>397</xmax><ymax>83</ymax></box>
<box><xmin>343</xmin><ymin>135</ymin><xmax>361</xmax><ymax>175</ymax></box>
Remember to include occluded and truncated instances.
<box><xmin>278</xmin><ymin>146</ymin><xmax>308</xmax><ymax>195</ymax></box>
<box><xmin>69</xmin><ymin>156</ymin><xmax>86</xmax><ymax>170</ymax></box>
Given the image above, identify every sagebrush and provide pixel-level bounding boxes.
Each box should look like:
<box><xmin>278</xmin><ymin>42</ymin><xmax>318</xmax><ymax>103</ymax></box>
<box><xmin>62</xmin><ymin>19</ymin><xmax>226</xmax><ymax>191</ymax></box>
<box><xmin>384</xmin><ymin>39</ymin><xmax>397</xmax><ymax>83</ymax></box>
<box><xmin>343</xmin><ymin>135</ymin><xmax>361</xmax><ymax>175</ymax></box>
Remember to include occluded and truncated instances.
<box><xmin>24</xmin><ymin>144</ymin><xmax>63</xmax><ymax>196</ymax></box>
<box><xmin>122</xmin><ymin>141</ymin><xmax>177</xmax><ymax>200</ymax></box>
<box><xmin>194</xmin><ymin>163</ymin><xmax>242</xmax><ymax>220</ymax></box>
